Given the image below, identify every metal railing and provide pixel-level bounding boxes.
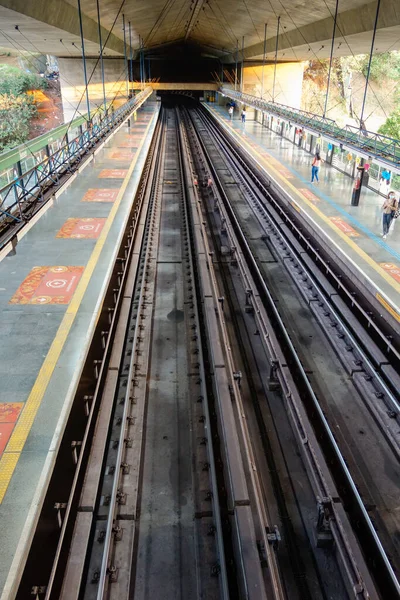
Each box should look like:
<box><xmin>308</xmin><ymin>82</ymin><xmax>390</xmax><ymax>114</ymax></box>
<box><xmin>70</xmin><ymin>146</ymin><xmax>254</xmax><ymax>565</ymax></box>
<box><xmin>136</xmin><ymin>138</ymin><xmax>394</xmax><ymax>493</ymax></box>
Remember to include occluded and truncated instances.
<box><xmin>220</xmin><ymin>87</ymin><xmax>400</xmax><ymax>168</ymax></box>
<box><xmin>0</xmin><ymin>87</ymin><xmax>152</xmax><ymax>232</ymax></box>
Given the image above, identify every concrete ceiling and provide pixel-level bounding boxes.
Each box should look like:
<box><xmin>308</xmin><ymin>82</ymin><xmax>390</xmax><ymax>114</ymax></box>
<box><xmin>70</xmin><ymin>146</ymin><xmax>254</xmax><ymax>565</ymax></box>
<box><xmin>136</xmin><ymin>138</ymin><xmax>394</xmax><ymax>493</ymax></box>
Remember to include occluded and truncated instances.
<box><xmin>0</xmin><ymin>0</ymin><xmax>399</xmax><ymax>61</ymax></box>
<box><xmin>0</xmin><ymin>0</ymin><xmax>124</xmax><ymax>57</ymax></box>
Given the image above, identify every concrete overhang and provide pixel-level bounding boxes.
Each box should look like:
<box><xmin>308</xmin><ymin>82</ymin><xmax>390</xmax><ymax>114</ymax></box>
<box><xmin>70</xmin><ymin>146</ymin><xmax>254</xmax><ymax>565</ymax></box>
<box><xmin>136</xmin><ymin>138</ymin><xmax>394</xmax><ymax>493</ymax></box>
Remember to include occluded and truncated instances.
<box><xmin>225</xmin><ymin>0</ymin><xmax>400</xmax><ymax>62</ymax></box>
<box><xmin>0</xmin><ymin>0</ymin><xmax>126</xmax><ymax>57</ymax></box>
<box><xmin>0</xmin><ymin>0</ymin><xmax>400</xmax><ymax>63</ymax></box>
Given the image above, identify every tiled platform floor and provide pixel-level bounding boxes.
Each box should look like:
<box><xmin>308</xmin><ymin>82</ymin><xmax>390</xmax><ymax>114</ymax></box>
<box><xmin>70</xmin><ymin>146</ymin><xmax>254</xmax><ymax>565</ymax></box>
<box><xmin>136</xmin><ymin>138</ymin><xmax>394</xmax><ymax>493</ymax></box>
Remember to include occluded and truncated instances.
<box><xmin>205</xmin><ymin>104</ymin><xmax>400</xmax><ymax>321</ymax></box>
<box><xmin>0</xmin><ymin>102</ymin><xmax>159</xmax><ymax>598</ymax></box>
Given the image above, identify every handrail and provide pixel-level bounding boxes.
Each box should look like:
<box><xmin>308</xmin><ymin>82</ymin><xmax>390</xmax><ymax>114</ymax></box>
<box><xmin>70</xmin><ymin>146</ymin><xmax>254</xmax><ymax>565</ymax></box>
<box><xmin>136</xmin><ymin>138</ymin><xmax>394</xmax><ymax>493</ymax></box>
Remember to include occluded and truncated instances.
<box><xmin>0</xmin><ymin>87</ymin><xmax>153</xmax><ymax>238</ymax></box>
<box><xmin>220</xmin><ymin>87</ymin><xmax>400</xmax><ymax>169</ymax></box>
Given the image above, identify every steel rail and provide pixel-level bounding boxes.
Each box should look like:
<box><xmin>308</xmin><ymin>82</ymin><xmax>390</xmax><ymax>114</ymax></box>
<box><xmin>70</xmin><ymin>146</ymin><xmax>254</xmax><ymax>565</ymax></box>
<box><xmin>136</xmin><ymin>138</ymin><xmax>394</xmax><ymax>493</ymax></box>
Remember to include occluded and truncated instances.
<box><xmin>48</xmin><ymin>107</ymin><xmax>231</xmax><ymax>600</ymax></box>
<box><xmin>190</xmin><ymin>106</ymin><xmax>400</xmax><ymax>599</ymax></box>
<box><xmin>42</xmin><ymin>109</ymin><xmax>163</xmax><ymax>600</ymax></box>
<box><xmin>200</xmin><ymin>105</ymin><xmax>400</xmax><ymax>378</ymax></box>
<box><xmin>176</xmin><ymin>108</ymin><xmax>230</xmax><ymax>600</ymax></box>
<box><xmin>94</xmin><ymin>107</ymin><xmax>233</xmax><ymax>599</ymax></box>
<box><xmin>95</xmin><ymin>109</ymin><xmax>167</xmax><ymax>600</ymax></box>
<box><xmin>185</xmin><ymin>106</ymin><xmax>379</xmax><ymax>598</ymax></box>
<box><xmin>197</xmin><ymin>109</ymin><xmax>400</xmax><ymax>425</ymax></box>
<box><xmin>181</xmin><ymin>107</ymin><xmax>287</xmax><ymax>600</ymax></box>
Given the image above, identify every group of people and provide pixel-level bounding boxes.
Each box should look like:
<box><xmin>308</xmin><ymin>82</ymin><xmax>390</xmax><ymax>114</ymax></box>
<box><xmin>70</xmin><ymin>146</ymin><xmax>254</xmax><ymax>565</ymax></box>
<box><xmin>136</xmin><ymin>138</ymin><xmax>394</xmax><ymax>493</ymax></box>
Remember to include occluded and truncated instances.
<box><xmin>227</xmin><ymin>104</ymin><xmax>247</xmax><ymax>123</ymax></box>
<box><xmin>310</xmin><ymin>153</ymin><xmax>398</xmax><ymax>238</ymax></box>
<box><xmin>224</xmin><ymin>108</ymin><xmax>399</xmax><ymax>241</ymax></box>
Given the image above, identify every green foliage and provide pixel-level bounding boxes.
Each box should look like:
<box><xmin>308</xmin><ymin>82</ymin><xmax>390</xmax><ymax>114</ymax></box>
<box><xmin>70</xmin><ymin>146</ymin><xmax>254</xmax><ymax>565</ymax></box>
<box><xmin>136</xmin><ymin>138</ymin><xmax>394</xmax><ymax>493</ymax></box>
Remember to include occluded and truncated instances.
<box><xmin>0</xmin><ymin>94</ymin><xmax>37</xmax><ymax>152</ymax></box>
<box><xmin>359</xmin><ymin>51</ymin><xmax>400</xmax><ymax>82</ymax></box>
<box><xmin>0</xmin><ymin>64</ymin><xmax>46</xmax><ymax>152</ymax></box>
<box><xmin>0</xmin><ymin>64</ymin><xmax>46</xmax><ymax>96</ymax></box>
<box><xmin>377</xmin><ymin>109</ymin><xmax>400</xmax><ymax>140</ymax></box>
<box><xmin>392</xmin><ymin>174</ymin><xmax>400</xmax><ymax>191</ymax></box>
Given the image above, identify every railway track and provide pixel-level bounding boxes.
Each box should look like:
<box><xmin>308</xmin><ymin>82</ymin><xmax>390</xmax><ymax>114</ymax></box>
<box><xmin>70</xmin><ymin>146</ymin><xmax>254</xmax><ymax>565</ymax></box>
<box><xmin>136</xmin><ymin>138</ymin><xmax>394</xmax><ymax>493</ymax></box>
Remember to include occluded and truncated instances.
<box><xmin>15</xmin><ymin>100</ymin><xmax>400</xmax><ymax>600</ymax></box>
<box><xmin>182</xmin><ymin>104</ymin><xmax>400</xmax><ymax>598</ymax></box>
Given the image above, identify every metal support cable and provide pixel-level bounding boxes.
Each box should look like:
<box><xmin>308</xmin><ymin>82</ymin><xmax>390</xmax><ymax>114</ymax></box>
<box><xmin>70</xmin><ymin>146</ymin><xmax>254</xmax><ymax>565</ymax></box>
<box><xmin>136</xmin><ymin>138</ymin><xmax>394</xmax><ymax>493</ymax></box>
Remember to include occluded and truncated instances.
<box><xmin>196</xmin><ymin>3</ymin><xmax>224</xmax><ymax>46</ymax></box>
<box><xmin>273</xmin><ymin>0</ymin><xmax>349</xmax><ymax>111</ymax></box>
<box><xmin>360</xmin><ymin>0</ymin><xmax>381</xmax><ymax>128</ymax></box>
<box><xmin>12</xmin><ymin>27</ymin><xmax>100</xmax><ymax>115</ymax></box>
<box><xmin>77</xmin><ymin>0</ymin><xmax>91</xmax><ymax>120</ymax></box>
<box><xmin>0</xmin><ymin>27</ymin><xmax>97</xmax><ymax>170</ymax></box>
<box><xmin>60</xmin><ymin>38</ymin><xmax>75</xmax><ymax>57</ymax></box>
<box><xmin>323</xmin><ymin>0</ymin><xmax>339</xmax><ymax>118</ymax></box>
<box><xmin>144</xmin><ymin>0</ymin><xmax>176</xmax><ymax>47</ymax></box>
<box><xmin>270</xmin><ymin>0</ymin><xmax>328</xmax><ymax>72</ymax></box>
<box><xmin>142</xmin><ymin>39</ymin><xmax>146</xmax><ymax>85</ymax></box>
<box><xmin>212</xmin><ymin>0</ymin><xmax>238</xmax><ymax>47</ymax></box>
<box><xmin>139</xmin><ymin>36</ymin><xmax>143</xmax><ymax>89</ymax></box>
<box><xmin>261</xmin><ymin>23</ymin><xmax>267</xmax><ymax>99</ymax></box>
<box><xmin>122</xmin><ymin>14</ymin><xmax>129</xmax><ymax>99</ymax></box>
<box><xmin>272</xmin><ymin>16</ymin><xmax>280</xmax><ymax>103</ymax></box>
<box><xmin>129</xmin><ymin>21</ymin><xmax>133</xmax><ymax>86</ymax></box>
<box><xmin>63</xmin><ymin>0</ymin><xmax>126</xmax><ymax>138</ymax></box>
<box><xmin>249</xmin><ymin>65</ymin><xmax>273</xmax><ymax>101</ymax></box>
<box><xmin>96</xmin><ymin>0</ymin><xmax>107</xmax><ymax>114</ymax></box>
<box><xmin>140</xmin><ymin>45</ymin><xmax>143</xmax><ymax>87</ymax></box>
<box><xmin>320</xmin><ymin>0</ymin><xmax>388</xmax><ymax>121</ymax></box>
<box><xmin>235</xmin><ymin>39</ymin><xmax>238</xmax><ymax>91</ymax></box>
<box><xmin>263</xmin><ymin>6</ymin><xmax>327</xmax><ymax>112</ymax></box>
<box><xmin>105</xmin><ymin>63</ymin><xmax>131</xmax><ymax>107</ymax></box>
<box><xmin>241</xmin><ymin>35</ymin><xmax>245</xmax><ymax>93</ymax></box>
<box><xmin>166</xmin><ymin>0</ymin><xmax>190</xmax><ymax>41</ymax></box>
<box><xmin>241</xmin><ymin>0</ymin><xmax>262</xmax><ymax>43</ymax></box>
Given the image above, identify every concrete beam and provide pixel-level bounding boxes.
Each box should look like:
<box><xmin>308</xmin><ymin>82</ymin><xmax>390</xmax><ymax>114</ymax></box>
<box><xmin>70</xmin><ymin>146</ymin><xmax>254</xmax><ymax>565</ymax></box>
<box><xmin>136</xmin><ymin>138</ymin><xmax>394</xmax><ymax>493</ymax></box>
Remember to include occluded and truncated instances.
<box><xmin>225</xmin><ymin>0</ymin><xmax>400</xmax><ymax>61</ymax></box>
<box><xmin>185</xmin><ymin>0</ymin><xmax>206</xmax><ymax>41</ymax></box>
<box><xmin>131</xmin><ymin>82</ymin><xmax>218</xmax><ymax>90</ymax></box>
<box><xmin>0</xmin><ymin>0</ymin><xmax>126</xmax><ymax>56</ymax></box>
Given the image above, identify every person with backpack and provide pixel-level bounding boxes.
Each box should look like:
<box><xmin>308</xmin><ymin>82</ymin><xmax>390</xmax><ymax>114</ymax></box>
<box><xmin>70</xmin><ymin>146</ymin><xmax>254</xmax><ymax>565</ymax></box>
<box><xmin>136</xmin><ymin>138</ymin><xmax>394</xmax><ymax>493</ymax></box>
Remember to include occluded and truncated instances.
<box><xmin>311</xmin><ymin>152</ymin><xmax>322</xmax><ymax>184</ymax></box>
<box><xmin>382</xmin><ymin>191</ymin><xmax>399</xmax><ymax>239</ymax></box>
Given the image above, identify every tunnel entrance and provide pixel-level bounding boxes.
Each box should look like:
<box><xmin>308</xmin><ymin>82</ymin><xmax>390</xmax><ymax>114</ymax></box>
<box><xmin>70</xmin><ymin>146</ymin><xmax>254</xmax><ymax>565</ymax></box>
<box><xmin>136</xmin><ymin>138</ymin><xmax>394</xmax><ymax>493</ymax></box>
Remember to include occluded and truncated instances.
<box><xmin>130</xmin><ymin>40</ymin><xmax>222</xmax><ymax>83</ymax></box>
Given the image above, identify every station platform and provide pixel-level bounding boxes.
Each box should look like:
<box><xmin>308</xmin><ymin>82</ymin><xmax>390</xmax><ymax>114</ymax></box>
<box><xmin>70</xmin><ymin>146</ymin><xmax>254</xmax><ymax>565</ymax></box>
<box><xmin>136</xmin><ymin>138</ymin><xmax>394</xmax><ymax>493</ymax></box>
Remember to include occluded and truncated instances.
<box><xmin>204</xmin><ymin>103</ymin><xmax>400</xmax><ymax>325</ymax></box>
<box><xmin>0</xmin><ymin>102</ymin><xmax>159</xmax><ymax>598</ymax></box>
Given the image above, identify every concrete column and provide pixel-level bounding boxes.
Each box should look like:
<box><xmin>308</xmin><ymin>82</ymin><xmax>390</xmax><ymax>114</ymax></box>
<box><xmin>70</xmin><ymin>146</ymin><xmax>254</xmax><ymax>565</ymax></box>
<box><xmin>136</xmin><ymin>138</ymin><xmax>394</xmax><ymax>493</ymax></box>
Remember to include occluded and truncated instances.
<box><xmin>58</xmin><ymin>57</ymin><xmax>125</xmax><ymax>122</ymax></box>
<box><xmin>243</xmin><ymin>62</ymin><xmax>304</xmax><ymax>108</ymax></box>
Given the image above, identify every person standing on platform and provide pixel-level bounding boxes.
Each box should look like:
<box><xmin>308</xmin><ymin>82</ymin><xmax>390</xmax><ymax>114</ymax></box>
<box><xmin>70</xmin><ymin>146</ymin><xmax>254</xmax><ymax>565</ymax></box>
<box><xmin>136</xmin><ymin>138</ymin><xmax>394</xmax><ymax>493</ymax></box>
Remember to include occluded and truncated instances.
<box><xmin>311</xmin><ymin>152</ymin><xmax>322</xmax><ymax>184</ymax></box>
<box><xmin>381</xmin><ymin>191</ymin><xmax>398</xmax><ymax>239</ymax></box>
<box><xmin>380</xmin><ymin>168</ymin><xmax>391</xmax><ymax>195</ymax></box>
<box><xmin>241</xmin><ymin>107</ymin><xmax>246</xmax><ymax>123</ymax></box>
<box><xmin>228</xmin><ymin>105</ymin><xmax>234</xmax><ymax>120</ymax></box>
<box><xmin>363</xmin><ymin>158</ymin><xmax>371</xmax><ymax>188</ymax></box>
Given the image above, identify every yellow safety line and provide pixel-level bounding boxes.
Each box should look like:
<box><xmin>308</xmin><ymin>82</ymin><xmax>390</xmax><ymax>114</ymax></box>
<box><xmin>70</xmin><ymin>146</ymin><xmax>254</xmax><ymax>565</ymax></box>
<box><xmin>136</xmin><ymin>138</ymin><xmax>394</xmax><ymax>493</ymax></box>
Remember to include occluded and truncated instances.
<box><xmin>376</xmin><ymin>293</ymin><xmax>400</xmax><ymax>323</ymax></box>
<box><xmin>212</xmin><ymin>108</ymin><xmax>400</xmax><ymax>306</ymax></box>
<box><xmin>0</xmin><ymin>111</ymin><xmax>157</xmax><ymax>503</ymax></box>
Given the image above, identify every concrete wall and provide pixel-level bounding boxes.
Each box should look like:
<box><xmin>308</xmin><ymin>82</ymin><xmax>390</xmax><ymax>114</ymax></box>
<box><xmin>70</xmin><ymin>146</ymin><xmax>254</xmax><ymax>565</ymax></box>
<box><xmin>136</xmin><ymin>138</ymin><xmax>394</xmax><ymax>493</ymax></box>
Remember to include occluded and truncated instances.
<box><xmin>242</xmin><ymin>62</ymin><xmax>305</xmax><ymax>108</ymax></box>
<box><xmin>58</xmin><ymin>57</ymin><xmax>126</xmax><ymax>122</ymax></box>
<box><xmin>130</xmin><ymin>82</ymin><xmax>218</xmax><ymax>91</ymax></box>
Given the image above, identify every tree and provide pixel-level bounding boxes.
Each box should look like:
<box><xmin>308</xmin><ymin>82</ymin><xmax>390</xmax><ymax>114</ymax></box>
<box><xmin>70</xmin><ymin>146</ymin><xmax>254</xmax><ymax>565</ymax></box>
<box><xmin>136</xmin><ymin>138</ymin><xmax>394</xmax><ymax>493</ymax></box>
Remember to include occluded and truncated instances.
<box><xmin>378</xmin><ymin>109</ymin><xmax>400</xmax><ymax>140</ymax></box>
<box><xmin>0</xmin><ymin>64</ymin><xmax>47</xmax><ymax>152</ymax></box>
<box><xmin>0</xmin><ymin>94</ymin><xmax>37</xmax><ymax>152</ymax></box>
<box><xmin>0</xmin><ymin>65</ymin><xmax>46</xmax><ymax>96</ymax></box>
<box><xmin>360</xmin><ymin>51</ymin><xmax>400</xmax><ymax>83</ymax></box>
